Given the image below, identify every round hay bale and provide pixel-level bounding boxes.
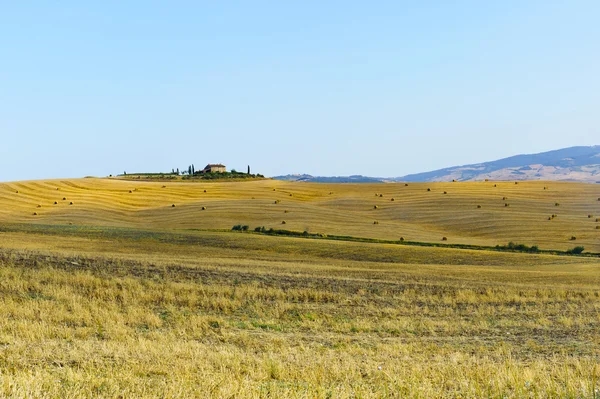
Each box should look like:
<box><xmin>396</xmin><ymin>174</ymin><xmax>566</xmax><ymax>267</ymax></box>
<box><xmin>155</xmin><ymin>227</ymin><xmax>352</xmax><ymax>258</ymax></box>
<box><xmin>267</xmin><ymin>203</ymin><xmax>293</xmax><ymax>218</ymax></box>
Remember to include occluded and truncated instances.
<box><xmin>477</xmin><ymin>205</ymin><xmax>482</xmax><ymax>209</ymax></box>
<box><xmin>54</xmin><ymin>201</ymin><xmax>58</xmax><ymax>205</ymax></box>
<box><xmin>442</xmin><ymin>237</ymin><xmax>448</xmax><ymax>241</ymax></box>
<box><xmin>69</xmin><ymin>202</ymin><xmax>73</xmax><ymax>205</ymax></box>
<box><xmin>404</xmin><ymin>183</ymin><xmax>408</xmax><ymax>186</ymax></box>
<box><xmin>37</xmin><ymin>205</ymin><xmax>41</xmax><ymax>208</ymax></box>
<box><xmin>373</xmin><ymin>205</ymin><xmax>378</xmax><ymax>209</ymax></box>
<box><xmin>172</xmin><ymin>204</ymin><xmax>175</xmax><ymax>207</ymax></box>
<box><xmin>62</xmin><ymin>197</ymin><xmax>66</xmax><ymax>200</ymax></box>
<box><xmin>427</xmin><ymin>188</ymin><xmax>431</xmax><ymax>192</ymax></box>
<box><xmin>443</xmin><ymin>191</ymin><xmax>447</xmax><ymax>194</ymax></box>
<box><xmin>33</xmin><ymin>212</ymin><xmax>37</xmax><ymax>216</ymax></box>
<box><xmin>504</xmin><ymin>203</ymin><xmax>510</xmax><ymax>207</ymax></box>
<box><xmin>399</xmin><ymin>237</ymin><xmax>404</xmax><ymax>241</ymax></box>
<box><xmin>391</xmin><ymin>198</ymin><xmax>395</xmax><ymax>201</ymax></box>
<box><xmin>201</xmin><ymin>206</ymin><xmax>206</xmax><ymax>210</ymax></box>
<box><xmin>281</xmin><ymin>220</ymin><xmax>286</xmax><ymax>224</ymax></box>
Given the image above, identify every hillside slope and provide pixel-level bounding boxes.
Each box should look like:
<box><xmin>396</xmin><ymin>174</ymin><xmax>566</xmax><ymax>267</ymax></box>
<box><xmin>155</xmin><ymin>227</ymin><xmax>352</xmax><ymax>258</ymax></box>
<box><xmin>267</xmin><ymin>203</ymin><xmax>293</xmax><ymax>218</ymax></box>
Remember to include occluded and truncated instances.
<box><xmin>1</xmin><ymin>178</ymin><xmax>599</xmax><ymax>252</ymax></box>
<box><xmin>397</xmin><ymin>145</ymin><xmax>600</xmax><ymax>183</ymax></box>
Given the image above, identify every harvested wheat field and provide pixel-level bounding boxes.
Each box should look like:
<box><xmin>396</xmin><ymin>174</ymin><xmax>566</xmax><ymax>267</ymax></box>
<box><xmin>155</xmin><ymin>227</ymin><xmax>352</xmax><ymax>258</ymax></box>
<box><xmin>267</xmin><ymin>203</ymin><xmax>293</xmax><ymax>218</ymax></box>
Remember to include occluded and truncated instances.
<box><xmin>0</xmin><ymin>178</ymin><xmax>599</xmax><ymax>398</ymax></box>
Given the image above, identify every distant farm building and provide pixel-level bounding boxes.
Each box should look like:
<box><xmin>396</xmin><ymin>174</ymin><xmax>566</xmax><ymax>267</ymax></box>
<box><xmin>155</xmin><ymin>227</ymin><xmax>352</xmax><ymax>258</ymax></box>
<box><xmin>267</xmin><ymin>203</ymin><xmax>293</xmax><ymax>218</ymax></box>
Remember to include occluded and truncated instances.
<box><xmin>201</xmin><ymin>164</ymin><xmax>226</xmax><ymax>173</ymax></box>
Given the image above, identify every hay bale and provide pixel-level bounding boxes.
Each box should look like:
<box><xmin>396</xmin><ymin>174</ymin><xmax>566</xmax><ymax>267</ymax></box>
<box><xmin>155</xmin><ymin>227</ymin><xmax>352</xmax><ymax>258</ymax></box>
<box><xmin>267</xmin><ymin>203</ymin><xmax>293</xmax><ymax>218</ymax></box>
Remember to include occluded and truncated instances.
<box><xmin>201</xmin><ymin>206</ymin><xmax>206</xmax><ymax>210</ymax></box>
<box><xmin>477</xmin><ymin>205</ymin><xmax>482</xmax><ymax>209</ymax></box>
<box><xmin>427</xmin><ymin>188</ymin><xmax>431</xmax><ymax>192</ymax></box>
<box><xmin>399</xmin><ymin>237</ymin><xmax>404</xmax><ymax>241</ymax></box>
<box><xmin>443</xmin><ymin>191</ymin><xmax>447</xmax><ymax>194</ymax></box>
<box><xmin>33</xmin><ymin>212</ymin><xmax>37</xmax><ymax>216</ymax></box>
<box><xmin>37</xmin><ymin>205</ymin><xmax>41</xmax><ymax>208</ymax></box>
<box><xmin>504</xmin><ymin>203</ymin><xmax>510</xmax><ymax>207</ymax></box>
<box><xmin>69</xmin><ymin>202</ymin><xmax>73</xmax><ymax>205</ymax></box>
<box><xmin>172</xmin><ymin>204</ymin><xmax>175</xmax><ymax>207</ymax></box>
<box><xmin>405</xmin><ymin>183</ymin><xmax>408</xmax><ymax>186</ymax></box>
<box><xmin>555</xmin><ymin>203</ymin><xmax>560</xmax><ymax>206</ymax></box>
<box><xmin>442</xmin><ymin>237</ymin><xmax>448</xmax><ymax>241</ymax></box>
<box><xmin>390</xmin><ymin>198</ymin><xmax>395</xmax><ymax>201</ymax></box>
<box><xmin>373</xmin><ymin>205</ymin><xmax>378</xmax><ymax>209</ymax></box>
<box><xmin>570</xmin><ymin>236</ymin><xmax>577</xmax><ymax>241</ymax></box>
<box><xmin>373</xmin><ymin>221</ymin><xmax>379</xmax><ymax>224</ymax></box>
<box><xmin>588</xmin><ymin>214</ymin><xmax>593</xmax><ymax>218</ymax></box>
<box><xmin>62</xmin><ymin>197</ymin><xmax>66</xmax><ymax>200</ymax></box>
<box><xmin>204</xmin><ymin>190</ymin><xmax>207</xmax><ymax>193</ymax></box>
<box><xmin>281</xmin><ymin>220</ymin><xmax>286</xmax><ymax>224</ymax></box>
<box><xmin>54</xmin><ymin>201</ymin><xmax>58</xmax><ymax>205</ymax></box>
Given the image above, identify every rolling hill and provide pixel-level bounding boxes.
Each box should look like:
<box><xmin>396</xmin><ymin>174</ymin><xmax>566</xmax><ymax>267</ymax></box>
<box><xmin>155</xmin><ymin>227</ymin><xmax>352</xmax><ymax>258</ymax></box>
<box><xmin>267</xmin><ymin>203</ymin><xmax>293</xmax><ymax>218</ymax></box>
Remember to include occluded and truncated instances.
<box><xmin>1</xmin><ymin>177</ymin><xmax>598</xmax><ymax>252</ymax></box>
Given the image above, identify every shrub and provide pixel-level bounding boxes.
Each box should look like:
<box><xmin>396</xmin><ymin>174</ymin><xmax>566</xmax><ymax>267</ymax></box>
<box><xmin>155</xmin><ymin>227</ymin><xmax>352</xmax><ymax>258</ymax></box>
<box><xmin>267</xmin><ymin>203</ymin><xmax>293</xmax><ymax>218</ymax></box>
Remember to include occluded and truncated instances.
<box><xmin>232</xmin><ymin>225</ymin><xmax>242</xmax><ymax>231</ymax></box>
<box><xmin>254</xmin><ymin>226</ymin><xmax>263</xmax><ymax>232</ymax></box>
<box><xmin>566</xmin><ymin>246</ymin><xmax>585</xmax><ymax>254</ymax></box>
<box><xmin>242</xmin><ymin>225</ymin><xmax>249</xmax><ymax>231</ymax></box>
<box><xmin>498</xmin><ymin>242</ymin><xmax>540</xmax><ymax>253</ymax></box>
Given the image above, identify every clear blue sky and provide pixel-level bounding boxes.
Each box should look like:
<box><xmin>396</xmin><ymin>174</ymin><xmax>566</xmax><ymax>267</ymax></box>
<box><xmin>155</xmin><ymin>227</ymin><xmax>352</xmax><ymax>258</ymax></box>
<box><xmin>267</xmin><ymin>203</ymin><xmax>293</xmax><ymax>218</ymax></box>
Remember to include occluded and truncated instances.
<box><xmin>1</xmin><ymin>1</ymin><xmax>598</xmax><ymax>181</ymax></box>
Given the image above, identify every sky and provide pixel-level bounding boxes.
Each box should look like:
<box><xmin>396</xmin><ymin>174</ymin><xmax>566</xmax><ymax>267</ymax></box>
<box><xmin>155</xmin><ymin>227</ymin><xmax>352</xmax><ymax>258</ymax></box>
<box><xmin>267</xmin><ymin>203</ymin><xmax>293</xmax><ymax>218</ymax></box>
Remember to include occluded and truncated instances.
<box><xmin>1</xmin><ymin>1</ymin><xmax>599</xmax><ymax>181</ymax></box>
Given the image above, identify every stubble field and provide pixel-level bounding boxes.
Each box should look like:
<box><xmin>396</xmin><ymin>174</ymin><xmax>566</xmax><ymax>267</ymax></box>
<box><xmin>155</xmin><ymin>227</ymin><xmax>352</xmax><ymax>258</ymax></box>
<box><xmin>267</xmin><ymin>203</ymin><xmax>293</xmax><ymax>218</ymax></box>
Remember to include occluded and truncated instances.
<box><xmin>0</xmin><ymin>178</ymin><xmax>599</xmax><ymax>398</ymax></box>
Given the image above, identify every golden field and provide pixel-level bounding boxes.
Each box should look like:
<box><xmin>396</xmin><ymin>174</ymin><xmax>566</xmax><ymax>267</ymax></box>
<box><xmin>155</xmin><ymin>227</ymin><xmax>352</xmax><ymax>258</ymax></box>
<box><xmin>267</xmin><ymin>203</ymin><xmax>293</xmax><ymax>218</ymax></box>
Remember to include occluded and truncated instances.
<box><xmin>1</xmin><ymin>178</ymin><xmax>599</xmax><ymax>251</ymax></box>
<box><xmin>0</xmin><ymin>178</ymin><xmax>599</xmax><ymax>398</ymax></box>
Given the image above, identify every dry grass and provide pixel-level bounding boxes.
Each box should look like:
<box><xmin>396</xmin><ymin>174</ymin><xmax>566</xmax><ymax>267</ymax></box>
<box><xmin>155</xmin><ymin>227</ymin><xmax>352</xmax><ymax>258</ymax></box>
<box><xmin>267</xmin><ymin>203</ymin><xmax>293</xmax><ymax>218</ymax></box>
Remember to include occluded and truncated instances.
<box><xmin>0</xmin><ymin>178</ymin><xmax>598</xmax><ymax>251</ymax></box>
<box><xmin>0</xmin><ymin>228</ymin><xmax>598</xmax><ymax>398</ymax></box>
<box><xmin>0</xmin><ymin>178</ymin><xmax>599</xmax><ymax>397</ymax></box>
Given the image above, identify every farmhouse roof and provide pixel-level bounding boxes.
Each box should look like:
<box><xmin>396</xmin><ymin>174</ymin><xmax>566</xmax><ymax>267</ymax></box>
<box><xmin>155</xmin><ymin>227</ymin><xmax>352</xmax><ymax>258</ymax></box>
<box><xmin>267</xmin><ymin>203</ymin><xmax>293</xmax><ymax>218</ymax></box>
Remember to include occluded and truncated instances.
<box><xmin>206</xmin><ymin>164</ymin><xmax>225</xmax><ymax>167</ymax></box>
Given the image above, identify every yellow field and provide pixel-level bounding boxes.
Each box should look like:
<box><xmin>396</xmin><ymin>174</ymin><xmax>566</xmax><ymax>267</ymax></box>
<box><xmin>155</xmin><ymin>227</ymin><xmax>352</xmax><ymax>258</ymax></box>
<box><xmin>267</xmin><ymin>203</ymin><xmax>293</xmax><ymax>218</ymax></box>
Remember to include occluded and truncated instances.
<box><xmin>0</xmin><ymin>178</ymin><xmax>599</xmax><ymax>398</ymax></box>
<box><xmin>1</xmin><ymin>178</ymin><xmax>599</xmax><ymax>251</ymax></box>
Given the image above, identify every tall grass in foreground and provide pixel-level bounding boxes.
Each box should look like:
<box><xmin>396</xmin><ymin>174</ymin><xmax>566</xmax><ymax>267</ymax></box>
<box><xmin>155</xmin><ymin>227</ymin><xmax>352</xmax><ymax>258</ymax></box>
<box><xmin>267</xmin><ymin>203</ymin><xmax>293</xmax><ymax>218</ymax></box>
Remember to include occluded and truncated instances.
<box><xmin>0</xmin><ymin>247</ymin><xmax>599</xmax><ymax>398</ymax></box>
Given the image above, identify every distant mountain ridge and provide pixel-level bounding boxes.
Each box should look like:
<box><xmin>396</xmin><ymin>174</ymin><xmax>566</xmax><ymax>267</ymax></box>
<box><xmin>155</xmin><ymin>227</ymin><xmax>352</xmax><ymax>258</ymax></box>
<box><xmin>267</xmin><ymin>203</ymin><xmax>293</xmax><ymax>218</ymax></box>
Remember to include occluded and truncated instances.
<box><xmin>272</xmin><ymin>174</ymin><xmax>384</xmax><ymax>183</ymax></box>
<box><xmin>396</xmin><ymin>145</ymin><xmax>600</xmax><ymax>183</ymax></box>
<box><xmin>273</xmin><ymin>146</ymin><xmax>600</xmax><ymax>183</ymax></box>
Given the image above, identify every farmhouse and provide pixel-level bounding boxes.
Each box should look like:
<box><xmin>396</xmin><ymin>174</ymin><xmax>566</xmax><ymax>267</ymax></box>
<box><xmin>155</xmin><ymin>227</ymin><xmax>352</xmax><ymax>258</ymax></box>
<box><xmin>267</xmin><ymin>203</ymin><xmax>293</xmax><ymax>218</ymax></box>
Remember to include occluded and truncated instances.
<box><xmin>201</xmin><ymin>164</ymin><xmax>226</xmax><ymax>173</ymax></box>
